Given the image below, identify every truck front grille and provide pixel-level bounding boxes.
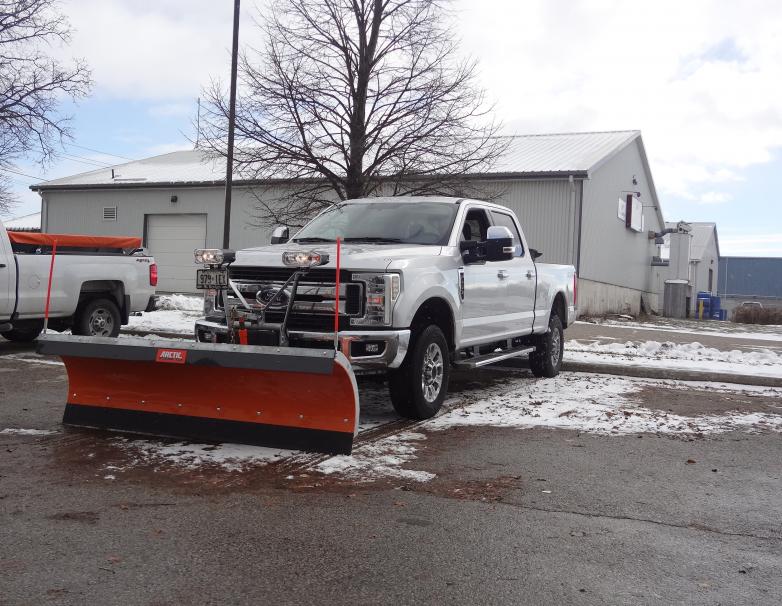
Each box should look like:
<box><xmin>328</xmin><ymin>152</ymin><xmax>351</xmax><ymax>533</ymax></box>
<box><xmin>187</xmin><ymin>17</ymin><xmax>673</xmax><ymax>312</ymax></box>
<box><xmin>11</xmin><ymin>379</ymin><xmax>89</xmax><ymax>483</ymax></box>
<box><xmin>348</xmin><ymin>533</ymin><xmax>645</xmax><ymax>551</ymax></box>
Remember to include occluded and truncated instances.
<box><xmin>225</xmin><ymin>266</ymin><xmax>363</xmax><ymax>328</ymax></box>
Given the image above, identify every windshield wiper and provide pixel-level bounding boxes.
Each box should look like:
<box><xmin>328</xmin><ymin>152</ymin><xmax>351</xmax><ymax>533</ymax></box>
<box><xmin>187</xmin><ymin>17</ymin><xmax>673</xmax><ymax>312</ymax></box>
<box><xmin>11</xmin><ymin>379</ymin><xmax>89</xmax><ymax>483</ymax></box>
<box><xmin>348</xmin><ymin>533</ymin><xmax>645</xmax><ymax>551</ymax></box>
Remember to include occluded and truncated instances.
<box><xmin>342</xmin><ymin>237</ymin><xmax>405</xmax><ymax>244</ymax></box>
<box><xmin>292</xmin><ymin>237</ymin><xmax>336</xmax><ymax>243</ymax></box>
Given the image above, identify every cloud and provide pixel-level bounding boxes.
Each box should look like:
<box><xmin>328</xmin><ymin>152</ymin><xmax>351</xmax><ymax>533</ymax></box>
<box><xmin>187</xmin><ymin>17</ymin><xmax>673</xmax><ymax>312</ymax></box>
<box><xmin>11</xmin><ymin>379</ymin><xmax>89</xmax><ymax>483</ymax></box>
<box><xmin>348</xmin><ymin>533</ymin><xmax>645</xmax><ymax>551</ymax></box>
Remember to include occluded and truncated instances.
<box><xmin>148</xmin><ymin>103</ymin><xmax>195</xmax><ymax>118</ymax></box>
<box><xmin>696</xmin><ymin>192</ymin><xmax>733</xmax><ymax>204</ymax></box>
<box><xmin>720</xmin><ymin>233</ymin><xmax>782</xmax><ymax>256</ymax></box>
<box><xmin>454</xmin><ymin>0</ymin><xmax>782</xmax><ymax>202</ymax></box>
<box><xmin>25</xmin><ymin>0</ymin><xmax>782</xmax><ymax>220</ymax></box>
<box><xmin>59</xmin><ymin>0</ymin><xmax>264</xmax><ymax>100</ymax></box>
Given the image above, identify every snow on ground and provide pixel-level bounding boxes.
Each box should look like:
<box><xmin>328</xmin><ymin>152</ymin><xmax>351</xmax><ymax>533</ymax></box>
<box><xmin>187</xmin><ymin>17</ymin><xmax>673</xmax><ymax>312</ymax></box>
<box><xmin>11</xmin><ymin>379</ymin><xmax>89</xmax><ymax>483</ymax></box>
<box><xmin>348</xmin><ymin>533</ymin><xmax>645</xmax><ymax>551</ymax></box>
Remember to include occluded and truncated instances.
<box><xmin>566</xmin><ymin>339</ymin><xmax>782</xmax><ymax>379</ymax></box>
<box><xmin>106</xmin><ymin>373</ymin><xmax>782</xmax><ymax>482</ymax></box>
<box><xmin>125</xmin><ymin>294</ymin><xmax>203</xmax><ymax>335</ymax></box>
<box><xmin>581</xmin><ymin>318</ymin><xmax>782</xmax><ymax>343</ymax></box>
<box><xmin>426</xmin><ymin>374</ymin><xmax>782</xmax><ymax>435</ymax></box>
<box><xmin>113</xmin><ymin>439</ymin><xmax>298</xmax><ymax>472</ymax></box>
<box><xmin>316</xmin><ymin>432</ymin><xmax>435</xmax><ymax>482</ymax></box>
<box><xmin>0</xmin><ymin>428</ymin><xmax>58</xmax><ymax>436</ymax></box>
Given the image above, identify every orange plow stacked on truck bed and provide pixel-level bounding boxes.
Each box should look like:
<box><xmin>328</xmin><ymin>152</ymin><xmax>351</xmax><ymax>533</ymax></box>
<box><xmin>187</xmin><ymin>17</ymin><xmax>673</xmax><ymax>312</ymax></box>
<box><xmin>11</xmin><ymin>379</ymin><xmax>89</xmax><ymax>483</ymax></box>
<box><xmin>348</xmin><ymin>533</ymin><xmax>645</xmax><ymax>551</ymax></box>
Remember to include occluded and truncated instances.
<box><xmin>37</xmin><ymin>334</ymin><xmax>360</xmax><ymax>454</ymax></box>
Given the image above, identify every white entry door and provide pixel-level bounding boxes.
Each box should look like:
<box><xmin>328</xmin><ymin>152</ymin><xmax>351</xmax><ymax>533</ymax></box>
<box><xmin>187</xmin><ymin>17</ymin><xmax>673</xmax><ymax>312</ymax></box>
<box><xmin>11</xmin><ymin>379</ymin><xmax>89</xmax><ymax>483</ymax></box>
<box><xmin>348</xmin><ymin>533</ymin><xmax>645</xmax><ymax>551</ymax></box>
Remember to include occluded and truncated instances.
<box><xmin>146</xmin><ymin>214</ymin><xmax>207</xmax><ymax>293</ymax></box>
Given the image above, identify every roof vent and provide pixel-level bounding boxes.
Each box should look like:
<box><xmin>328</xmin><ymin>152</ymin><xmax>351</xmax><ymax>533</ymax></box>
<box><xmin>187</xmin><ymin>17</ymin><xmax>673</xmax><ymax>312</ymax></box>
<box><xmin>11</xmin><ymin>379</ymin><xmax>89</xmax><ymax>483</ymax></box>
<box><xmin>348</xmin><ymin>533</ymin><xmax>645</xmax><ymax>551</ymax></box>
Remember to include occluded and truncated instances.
<box><xmin>103</xmin><ymin>206</ymin><xmax>118</xmax><ymax>221</ymax></box>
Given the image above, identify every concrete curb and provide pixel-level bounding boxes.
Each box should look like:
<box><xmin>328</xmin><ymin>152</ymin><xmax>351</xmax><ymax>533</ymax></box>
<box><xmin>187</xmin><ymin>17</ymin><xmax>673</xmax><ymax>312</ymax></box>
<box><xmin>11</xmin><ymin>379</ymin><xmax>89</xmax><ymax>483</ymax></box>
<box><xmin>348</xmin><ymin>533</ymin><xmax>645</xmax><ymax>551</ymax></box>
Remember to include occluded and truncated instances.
<box><xmin>562</xmin><ymin>360</ymin><xmax>782</xmax><ymax>388</ymax></box>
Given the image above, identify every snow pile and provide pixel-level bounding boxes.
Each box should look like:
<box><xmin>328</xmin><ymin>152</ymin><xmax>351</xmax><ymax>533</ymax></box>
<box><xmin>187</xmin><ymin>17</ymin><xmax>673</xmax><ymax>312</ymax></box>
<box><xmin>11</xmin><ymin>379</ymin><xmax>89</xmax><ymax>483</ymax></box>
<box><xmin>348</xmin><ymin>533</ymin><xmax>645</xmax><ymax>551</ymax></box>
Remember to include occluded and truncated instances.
<box><xmin>316</xmin><ymin>432</ymin><xmax>435</xmax><ymax>482</ymax></box>
<box><xmin>155</xmin><ymin>294</ymin><xmax>203</xmax><ymax>312</ymax></box>
<box><xmin>566</xmin><ymin>339</ymin><xmax>782</xmax><ymax>378</ymax></box>
<box><xmin>126</xmin><ymin>308</ymin><xmax>201</xmax><ymax>335</ymax></box>
<box><xmin>428</xmin><ymin>374</ymin><xmax>782</xmax><ymax>435</ymax></box>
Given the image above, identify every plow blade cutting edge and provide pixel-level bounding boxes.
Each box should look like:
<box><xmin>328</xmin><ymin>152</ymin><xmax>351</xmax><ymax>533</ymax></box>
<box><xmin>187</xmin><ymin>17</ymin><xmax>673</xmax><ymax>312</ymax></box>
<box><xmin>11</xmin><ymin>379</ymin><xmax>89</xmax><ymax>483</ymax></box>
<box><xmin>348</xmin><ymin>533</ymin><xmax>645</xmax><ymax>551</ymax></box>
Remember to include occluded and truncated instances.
<box><xmin>37</xmin><ymin>334</ymin><xmax>359</xmax><ymax>455</ymax></box>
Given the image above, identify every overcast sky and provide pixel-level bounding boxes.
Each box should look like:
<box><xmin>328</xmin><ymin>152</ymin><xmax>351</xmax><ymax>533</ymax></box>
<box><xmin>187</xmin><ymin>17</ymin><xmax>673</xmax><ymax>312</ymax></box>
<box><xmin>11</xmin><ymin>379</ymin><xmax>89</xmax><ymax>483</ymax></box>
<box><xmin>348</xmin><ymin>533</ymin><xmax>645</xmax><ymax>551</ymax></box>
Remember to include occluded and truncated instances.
<box><xmin>5</xmin><ymin>0</ymin><xmax>782</xmax><ymax>256</ymax></box>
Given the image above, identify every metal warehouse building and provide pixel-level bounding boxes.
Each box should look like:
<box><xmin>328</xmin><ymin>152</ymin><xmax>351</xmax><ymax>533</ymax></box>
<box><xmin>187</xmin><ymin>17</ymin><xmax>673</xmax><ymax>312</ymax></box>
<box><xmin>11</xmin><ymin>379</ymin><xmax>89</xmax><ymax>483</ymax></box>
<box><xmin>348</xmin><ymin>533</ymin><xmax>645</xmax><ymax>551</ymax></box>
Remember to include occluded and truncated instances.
<box><xmin>31</xmin><ymin>130</ymin><xmax>664</xmax><ymax>314</ymax></box>
<box><xmin>718</xmin><ymin>257</ymin><xmax>782</xmax><ymax>313</ymax></box>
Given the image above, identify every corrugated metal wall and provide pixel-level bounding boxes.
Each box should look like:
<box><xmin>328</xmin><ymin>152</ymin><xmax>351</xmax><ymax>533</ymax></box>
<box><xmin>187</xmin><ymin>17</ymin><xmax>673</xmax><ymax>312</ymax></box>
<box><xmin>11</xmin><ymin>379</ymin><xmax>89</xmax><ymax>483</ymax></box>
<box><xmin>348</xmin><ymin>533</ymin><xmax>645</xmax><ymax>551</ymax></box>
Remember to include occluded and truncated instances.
<box><xmin>481</xmin><ymin>179</ymin><xmax>579</xmax><ymax>267</ymax></box>
<box><xmin>718</xmin><ymin>257</ymin><xmax>782</xmax><ymax>297</ymax></box>
<box><xmin>580</xmin><ymin>140</ymin><xmax>663</xmax><ymax>293</ymax></box>
<box><xmin>41</xmin><ymin>186</ymin><xmax>288</xmax><ymax>250</ymax></box>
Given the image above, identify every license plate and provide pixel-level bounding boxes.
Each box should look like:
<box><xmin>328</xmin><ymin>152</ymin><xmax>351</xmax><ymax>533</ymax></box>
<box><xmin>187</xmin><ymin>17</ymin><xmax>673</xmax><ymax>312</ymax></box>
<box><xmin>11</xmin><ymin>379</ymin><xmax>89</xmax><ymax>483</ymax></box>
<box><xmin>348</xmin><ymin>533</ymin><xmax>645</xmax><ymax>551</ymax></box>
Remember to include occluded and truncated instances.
<box><xmin>196</xmin><ymin>268</ymin><xmax>228</xmax><ymax>289</ymax></box>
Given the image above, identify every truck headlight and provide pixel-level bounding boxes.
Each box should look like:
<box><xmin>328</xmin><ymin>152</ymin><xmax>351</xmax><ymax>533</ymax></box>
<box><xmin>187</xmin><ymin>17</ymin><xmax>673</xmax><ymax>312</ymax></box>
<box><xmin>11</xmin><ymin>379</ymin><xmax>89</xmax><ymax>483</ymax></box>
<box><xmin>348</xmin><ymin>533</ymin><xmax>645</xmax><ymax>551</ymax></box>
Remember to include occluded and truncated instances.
<box><xmin>194</xmin><ymin>249</ymin><xmax>236</xmax><ymax>266</ymax></box>
<box><xmin>351</xmin><ymin>273</ymin><xmax>401</xmax><ymax>326</ymax></box>
<box><xmin>282</xmin><ymin>250</ymin><xmax>329</xmax><ymax>268</ymax></box>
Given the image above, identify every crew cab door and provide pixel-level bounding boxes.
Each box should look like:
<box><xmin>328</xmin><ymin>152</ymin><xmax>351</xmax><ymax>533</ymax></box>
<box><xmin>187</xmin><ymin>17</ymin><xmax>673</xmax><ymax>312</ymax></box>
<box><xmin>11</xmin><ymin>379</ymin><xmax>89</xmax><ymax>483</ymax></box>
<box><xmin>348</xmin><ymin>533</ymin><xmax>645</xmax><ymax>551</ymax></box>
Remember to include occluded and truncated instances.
<box><xmin>0</xmin><ymin>229</ymin><xmax>14</xmax><ymax>319</ymax></box>
<box><xmin>459</xmin><ymin>206</ymin><xmax>516</xmax><ymax>345</ymax></box>
<box><xmin>489</xmin><ymin>209</ymin><xmax>536</xmax><ymax>333</ymax></box>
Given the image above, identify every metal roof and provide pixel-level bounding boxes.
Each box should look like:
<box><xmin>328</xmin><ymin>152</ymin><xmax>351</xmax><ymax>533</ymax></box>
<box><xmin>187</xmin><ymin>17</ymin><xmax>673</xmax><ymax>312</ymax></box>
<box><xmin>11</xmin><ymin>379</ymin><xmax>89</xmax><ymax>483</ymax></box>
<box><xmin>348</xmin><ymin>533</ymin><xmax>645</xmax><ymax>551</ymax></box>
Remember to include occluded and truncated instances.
<box><xmin>490</xmin><ymin>130</ymin><xmax>640</xmax><ymax>176</ymax></box>
<box><xmin>2</xmin><ymin>211</ymin><xmax>41</xmax><ymax>229</ymax></box>
<box><xmin>30</xmin><ymin>130</ymin><xmax>643</xmax><ymax>191</ymax></box>
<box><xmin>667</xmin><ymin>221</ymin><xmax>720</xmax><ymax>261</ymax></box>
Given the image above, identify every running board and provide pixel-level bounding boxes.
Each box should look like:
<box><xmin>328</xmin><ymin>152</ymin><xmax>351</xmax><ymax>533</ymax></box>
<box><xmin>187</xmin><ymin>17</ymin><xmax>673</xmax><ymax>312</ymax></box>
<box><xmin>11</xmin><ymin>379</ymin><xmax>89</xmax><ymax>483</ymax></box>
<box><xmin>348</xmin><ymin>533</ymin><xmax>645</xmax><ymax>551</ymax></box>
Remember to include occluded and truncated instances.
<box><xmin>453</xmin><ymin>346</ymin><xmax>534</xmax><ymax>369</ymax></box>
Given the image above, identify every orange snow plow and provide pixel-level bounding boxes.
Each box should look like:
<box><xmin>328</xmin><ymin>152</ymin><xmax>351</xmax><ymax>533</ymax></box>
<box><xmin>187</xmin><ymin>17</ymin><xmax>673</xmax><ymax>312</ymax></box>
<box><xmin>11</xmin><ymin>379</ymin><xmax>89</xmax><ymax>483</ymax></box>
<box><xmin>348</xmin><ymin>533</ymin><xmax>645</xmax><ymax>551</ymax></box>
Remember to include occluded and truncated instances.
<box><xmin>37</xmin><ymin>334</ymin><xmax>359</xmax><ymax>454</ymax></box>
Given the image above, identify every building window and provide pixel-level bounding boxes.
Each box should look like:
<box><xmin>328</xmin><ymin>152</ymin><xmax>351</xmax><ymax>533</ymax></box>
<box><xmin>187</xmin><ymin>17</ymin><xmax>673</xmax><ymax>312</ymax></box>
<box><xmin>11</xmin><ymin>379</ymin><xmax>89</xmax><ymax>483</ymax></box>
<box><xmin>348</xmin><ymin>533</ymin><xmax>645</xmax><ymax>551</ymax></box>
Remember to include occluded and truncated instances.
<box><xmin>708</xmin><ymin>268</ymin><xmax>714</xmax><ymax>292</ymax></box>
<box><xmin>103</xmin><ymin>206</ymin><xmax>118</xmax><ymax>221</ymax></box>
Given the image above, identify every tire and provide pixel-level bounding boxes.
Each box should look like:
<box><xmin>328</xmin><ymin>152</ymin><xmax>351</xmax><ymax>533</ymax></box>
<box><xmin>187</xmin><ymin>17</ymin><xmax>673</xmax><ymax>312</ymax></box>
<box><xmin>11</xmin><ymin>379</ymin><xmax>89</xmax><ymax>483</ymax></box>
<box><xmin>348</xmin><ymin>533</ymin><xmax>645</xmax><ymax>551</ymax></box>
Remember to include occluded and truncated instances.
<box><xmin>529</xmin><ymin>312</ymin><xmax>564</xmax><ymax>378</ymax></box>
<box><xmin>1</xmin><ymin>321</ymin><xmax>44</xmax><ymax>342</ymax></box>
<box><xmin>388</xmin><ymin>324</ymin><xmax>450</xmax><ymax>419</ymax></box>
<box><xmin>73</xmin><ymin>298</ymin><xmax>121</xmax><ymax>338</ymax></box>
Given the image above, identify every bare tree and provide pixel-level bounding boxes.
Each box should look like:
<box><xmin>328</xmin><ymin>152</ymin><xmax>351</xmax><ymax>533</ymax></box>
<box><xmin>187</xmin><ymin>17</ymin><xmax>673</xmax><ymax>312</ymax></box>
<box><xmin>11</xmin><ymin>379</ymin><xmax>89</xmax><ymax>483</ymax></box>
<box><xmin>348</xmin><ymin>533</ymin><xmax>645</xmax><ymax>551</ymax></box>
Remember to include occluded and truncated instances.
<box><xmin>200</xmin><ymin>0</ymin><xmax>507</xmax><ymax>226</ymax></box>
<box><xmin>0</xmin><ymin>0</ymin><xmax>92</xmax><ymax>213</ymax></box>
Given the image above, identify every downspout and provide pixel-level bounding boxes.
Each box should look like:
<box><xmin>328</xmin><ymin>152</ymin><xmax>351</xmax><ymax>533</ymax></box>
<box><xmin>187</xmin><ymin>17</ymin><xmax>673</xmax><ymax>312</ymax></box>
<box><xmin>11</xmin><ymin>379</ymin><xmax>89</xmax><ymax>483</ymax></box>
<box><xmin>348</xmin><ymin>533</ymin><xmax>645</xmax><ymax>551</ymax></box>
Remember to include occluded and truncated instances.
<box><xmin>40</xmin><ymin>193</ymin><xmax>48</xmax><ymax>233</ymax></box>
<box><xmin>573</xmin><ymin>176</ymin><xmax>583</xmax><ymax>276</ymax></box>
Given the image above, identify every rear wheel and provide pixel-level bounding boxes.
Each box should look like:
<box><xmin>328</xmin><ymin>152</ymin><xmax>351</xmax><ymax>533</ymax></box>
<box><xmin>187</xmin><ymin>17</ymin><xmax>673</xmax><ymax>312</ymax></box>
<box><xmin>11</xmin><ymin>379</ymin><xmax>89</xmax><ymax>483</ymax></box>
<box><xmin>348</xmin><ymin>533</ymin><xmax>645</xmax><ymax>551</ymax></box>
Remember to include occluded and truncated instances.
<box><xmin>73</xmin><ymin>298</ymin><xmax>121</xmax><ymax>338</ymax></box>
<box><xmin>529</xmin><ymin>312</ymin><xmax>564</xmax><ymax>378</ymax></box>
<box><xmin>1</xmin><ymin>321</ymin><xmax>44</xmax><ymax>342</ymax></box>
<box><xmin>388</xmin><ymin>324</ymin><xmax>450</xmax><ymax>419</ymax></box>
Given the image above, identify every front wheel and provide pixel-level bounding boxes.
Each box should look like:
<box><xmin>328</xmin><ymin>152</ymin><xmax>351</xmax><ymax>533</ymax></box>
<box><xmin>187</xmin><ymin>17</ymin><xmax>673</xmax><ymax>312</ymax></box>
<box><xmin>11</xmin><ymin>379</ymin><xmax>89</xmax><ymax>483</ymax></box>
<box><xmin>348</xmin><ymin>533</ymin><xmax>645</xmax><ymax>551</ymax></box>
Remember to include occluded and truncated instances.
<box><xmin>1</xmin><ymin>321</ymin><xmax>44</xmax><ymax>342</ymax></box>
<box><xmin>73</xmin><ymin>298</ymin><xmax>121</xmax><ymax>338</ymax></box>
<box><xmin>388</xmin><ymin>324</ymin><xmax>450</xmax><ymax>419</ymax></box>
<box><xmin>529</xmin><ymin>313</ymin><xmax>564</xmax><ymax>378</ymax></box>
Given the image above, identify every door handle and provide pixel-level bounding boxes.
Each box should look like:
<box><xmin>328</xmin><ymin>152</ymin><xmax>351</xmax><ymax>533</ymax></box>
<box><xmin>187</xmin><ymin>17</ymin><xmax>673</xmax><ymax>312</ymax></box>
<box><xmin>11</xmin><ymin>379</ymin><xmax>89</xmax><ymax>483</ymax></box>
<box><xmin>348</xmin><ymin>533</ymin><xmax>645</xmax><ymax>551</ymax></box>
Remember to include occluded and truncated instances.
<box><xmin>525</xmin><ymin>270</ymin><xmax>534</xmax><ymax>280</ymax></box>
<box><xmin>0</xmin><ymin>263</ymin><xmax>6</xmax><ymax>268</ymax></box>
<box><xmin>497</xmin><ymin>269</ymin><xmax>509</xmax><ymax>280</ymax></box>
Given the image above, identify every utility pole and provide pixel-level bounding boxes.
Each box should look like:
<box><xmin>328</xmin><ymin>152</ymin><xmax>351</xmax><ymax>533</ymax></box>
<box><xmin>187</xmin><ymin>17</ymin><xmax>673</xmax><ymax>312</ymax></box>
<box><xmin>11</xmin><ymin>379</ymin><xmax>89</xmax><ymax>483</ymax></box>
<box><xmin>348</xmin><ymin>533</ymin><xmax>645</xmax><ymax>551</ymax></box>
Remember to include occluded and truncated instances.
<box><xmin>222</xmin><ymin>0</ymin><xmax>240</xmax><ymax>249</ymax></box>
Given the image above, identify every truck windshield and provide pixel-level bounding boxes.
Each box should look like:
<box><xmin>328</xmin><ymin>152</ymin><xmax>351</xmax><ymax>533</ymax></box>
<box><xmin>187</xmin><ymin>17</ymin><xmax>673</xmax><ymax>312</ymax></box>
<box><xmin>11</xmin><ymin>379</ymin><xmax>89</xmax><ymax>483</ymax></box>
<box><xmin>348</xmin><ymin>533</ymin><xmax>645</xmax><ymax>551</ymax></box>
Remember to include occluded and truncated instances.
<box><xmin>292</xmin><ymin>202</ymin><xmax>458</xmax><ymax>245</ymax></box>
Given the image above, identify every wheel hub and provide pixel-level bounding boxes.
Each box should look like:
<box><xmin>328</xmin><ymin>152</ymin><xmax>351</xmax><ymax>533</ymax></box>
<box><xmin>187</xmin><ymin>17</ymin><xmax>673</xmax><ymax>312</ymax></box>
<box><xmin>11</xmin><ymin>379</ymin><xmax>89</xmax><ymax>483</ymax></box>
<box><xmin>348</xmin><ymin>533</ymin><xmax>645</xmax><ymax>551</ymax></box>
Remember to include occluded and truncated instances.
<box><xmin>421</xmin><ymin>342</ymin><xmax>444</xmax><ymax>403</ymax></box>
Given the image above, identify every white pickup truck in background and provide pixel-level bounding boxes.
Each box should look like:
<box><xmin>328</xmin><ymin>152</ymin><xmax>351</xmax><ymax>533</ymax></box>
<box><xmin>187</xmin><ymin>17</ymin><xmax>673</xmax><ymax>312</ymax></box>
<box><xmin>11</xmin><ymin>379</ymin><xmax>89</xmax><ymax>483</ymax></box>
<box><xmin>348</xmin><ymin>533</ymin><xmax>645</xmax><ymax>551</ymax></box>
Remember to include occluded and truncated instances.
<box><xmin>0</xmin><ymin>221</ymin><xmax>157</xmax><ymax>341</ymax></box>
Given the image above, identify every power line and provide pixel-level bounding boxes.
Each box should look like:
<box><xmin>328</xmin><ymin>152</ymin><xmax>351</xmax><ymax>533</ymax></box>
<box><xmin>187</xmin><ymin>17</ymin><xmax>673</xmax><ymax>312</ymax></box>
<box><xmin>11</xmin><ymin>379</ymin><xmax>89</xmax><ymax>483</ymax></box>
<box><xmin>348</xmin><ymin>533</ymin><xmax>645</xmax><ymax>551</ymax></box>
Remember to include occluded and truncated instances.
<box><xmin>65</xmin><ymin>142</ymin><xmax>135</xmax><ymax>162</ymax></box>
<box><xmin>61</xmin><ymin>153</ymin><xmax>113</xmax><ymax>168</ymax></box>
<box><xmin>2</xmin><ymin>166</ymin><xmax>44</xmax><ymax>181</ymax></box>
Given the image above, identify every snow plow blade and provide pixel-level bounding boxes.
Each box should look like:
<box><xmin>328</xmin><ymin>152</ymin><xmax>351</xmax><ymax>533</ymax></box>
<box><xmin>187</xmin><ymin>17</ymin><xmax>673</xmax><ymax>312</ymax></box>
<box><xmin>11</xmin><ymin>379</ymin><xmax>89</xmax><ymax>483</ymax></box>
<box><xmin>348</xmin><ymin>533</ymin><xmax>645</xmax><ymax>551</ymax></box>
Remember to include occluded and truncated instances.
<box><xmin>37</xmin><ymin>334</ymin><xmax>359</xmax><ymax>455</ymax></box>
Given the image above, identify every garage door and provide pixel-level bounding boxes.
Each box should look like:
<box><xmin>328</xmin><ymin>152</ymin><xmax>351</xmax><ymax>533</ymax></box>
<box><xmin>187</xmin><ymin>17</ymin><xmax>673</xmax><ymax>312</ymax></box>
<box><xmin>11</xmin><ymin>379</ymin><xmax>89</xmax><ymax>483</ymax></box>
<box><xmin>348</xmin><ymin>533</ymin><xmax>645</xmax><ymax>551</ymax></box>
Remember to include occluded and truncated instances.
<box><xmin>146</xmin><ymin>214</ymin><xmax>207</xmax><ymax>293</ymax></box>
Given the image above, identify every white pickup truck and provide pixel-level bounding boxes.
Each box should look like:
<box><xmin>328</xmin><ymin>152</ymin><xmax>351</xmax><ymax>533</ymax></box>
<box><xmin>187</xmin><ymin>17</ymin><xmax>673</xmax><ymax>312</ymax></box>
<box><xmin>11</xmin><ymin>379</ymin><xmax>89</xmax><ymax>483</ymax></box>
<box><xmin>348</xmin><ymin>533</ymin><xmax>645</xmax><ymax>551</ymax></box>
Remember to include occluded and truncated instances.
<box><xmin>0</xmin><ymin>221</ymin><xmax>157</xmax><ymax>341</ymax></box>
<box><xmin>195</xmin><ymin>196</ymin><xmax>577</xmax><ymax>419</ymax></box>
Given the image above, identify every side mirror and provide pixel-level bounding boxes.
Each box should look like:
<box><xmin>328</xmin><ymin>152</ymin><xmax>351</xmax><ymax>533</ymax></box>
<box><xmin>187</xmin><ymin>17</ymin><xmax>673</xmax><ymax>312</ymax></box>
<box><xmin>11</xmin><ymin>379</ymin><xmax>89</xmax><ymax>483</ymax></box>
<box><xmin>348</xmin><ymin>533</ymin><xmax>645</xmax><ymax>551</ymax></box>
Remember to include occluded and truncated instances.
<box><xmin>270</xmin><ymin>226</ymin><xmax>290</xmax><ymax>245</ymax></box>
<box><xmin>485</xmin><ymin>225</ymin><xmax>515</xmax><ymax>262</ymax></box>
<box><xmin>459</xmin><ymin>239</ymin><xmax>481</xmax><ymax>264</ymax></box>
<box><xmin>530</xmin><ymin>248</ymin><xmax>543</xmax><ymax>261</ymax></box>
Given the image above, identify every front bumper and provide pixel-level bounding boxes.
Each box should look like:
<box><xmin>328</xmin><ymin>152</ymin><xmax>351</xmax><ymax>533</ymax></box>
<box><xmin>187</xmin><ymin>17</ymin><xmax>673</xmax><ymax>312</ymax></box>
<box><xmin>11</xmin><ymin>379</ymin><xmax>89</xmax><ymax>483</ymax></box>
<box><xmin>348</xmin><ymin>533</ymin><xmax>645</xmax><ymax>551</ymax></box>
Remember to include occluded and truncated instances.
<box><xmin>194</xmin><ymin>320</ymin><xmax>410</xmax><ymax>370</ymax></box>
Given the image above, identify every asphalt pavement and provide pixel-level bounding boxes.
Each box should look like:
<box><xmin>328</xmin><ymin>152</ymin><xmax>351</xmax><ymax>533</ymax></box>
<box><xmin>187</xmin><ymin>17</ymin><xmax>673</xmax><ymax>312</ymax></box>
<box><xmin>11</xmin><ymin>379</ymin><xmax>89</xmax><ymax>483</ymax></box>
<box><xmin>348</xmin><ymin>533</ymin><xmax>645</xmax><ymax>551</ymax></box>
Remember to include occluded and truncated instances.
<box><xmin>1</xmin><ymin>340</ymin><xmax>781</xmax><ymax>605</ymax></box>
